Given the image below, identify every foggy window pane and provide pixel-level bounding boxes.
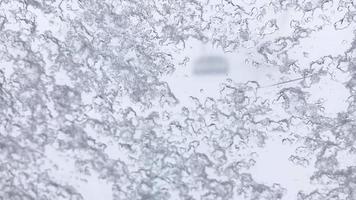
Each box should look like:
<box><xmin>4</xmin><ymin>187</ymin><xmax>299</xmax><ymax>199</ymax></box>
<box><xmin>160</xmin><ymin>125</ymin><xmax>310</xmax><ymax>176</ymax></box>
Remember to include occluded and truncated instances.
<box><xmin>0</xmin><ymin>0</ymin><xmax>355</xmax><ymax>200</ymax></box>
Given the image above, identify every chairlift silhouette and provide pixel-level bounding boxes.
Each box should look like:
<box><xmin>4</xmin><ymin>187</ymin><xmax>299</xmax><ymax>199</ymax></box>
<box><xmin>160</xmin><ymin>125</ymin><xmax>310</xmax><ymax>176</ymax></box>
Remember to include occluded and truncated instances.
<box><xmin>192</xmin><ymin>43</ymin><xmax>229</xmax><ymax>75</ymax></box>
<box><xmin>193</xmin><ymin>55</ymin><xmax>229</xmax><ymax>75</ymax></box>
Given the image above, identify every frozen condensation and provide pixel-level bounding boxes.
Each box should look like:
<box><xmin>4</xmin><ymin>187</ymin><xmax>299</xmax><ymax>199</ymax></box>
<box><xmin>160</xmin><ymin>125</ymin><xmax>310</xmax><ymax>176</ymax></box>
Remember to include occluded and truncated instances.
<box><xmin>0</xmin><ymin>0</ymin><xmax>356</xmax><ymax>200</ymax></box>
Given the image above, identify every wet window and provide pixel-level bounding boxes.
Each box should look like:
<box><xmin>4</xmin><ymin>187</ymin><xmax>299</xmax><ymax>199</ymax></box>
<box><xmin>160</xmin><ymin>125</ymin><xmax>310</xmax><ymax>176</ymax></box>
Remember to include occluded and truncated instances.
<box><xmin>0</xmin><ymin>0</ymin><xmax>355</xmax><ymax>200</ymax></box>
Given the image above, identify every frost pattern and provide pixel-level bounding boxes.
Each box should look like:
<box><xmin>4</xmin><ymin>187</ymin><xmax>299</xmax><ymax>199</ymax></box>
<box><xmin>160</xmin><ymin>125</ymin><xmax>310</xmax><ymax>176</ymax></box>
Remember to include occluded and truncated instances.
<box><xmin>0</xmin><ymin>0</ymin><xmax>356</xmax><ymax>200</ymax></box>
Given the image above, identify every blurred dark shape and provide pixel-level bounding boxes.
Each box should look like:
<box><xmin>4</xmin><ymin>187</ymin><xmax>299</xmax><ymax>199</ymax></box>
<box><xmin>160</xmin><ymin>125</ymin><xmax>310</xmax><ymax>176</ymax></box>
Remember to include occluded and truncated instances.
<box><xmin>193</xmin><ymin>55</ymin><xmax>229</xmax><ymax>75</ymax></box>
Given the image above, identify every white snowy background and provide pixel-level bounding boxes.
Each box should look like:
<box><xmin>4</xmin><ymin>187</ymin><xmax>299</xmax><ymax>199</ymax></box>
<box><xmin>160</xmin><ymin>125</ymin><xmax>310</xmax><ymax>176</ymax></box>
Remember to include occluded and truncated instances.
<box><xmin>0</xmin><ymin>0</ymin><xmax>356</xmax><ymax>200</ymax></box>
